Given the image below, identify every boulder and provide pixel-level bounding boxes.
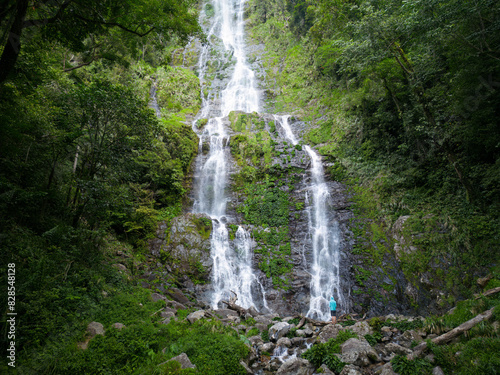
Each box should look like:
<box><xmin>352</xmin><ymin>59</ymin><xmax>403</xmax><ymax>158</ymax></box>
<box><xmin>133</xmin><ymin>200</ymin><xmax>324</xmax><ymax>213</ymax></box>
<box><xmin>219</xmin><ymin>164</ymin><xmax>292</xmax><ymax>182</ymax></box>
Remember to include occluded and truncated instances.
<box><xmin>254</xmin><ymin>315</ymin><xmax>273</xmax><ymax>326</ymax></box>
<box><xmin>260</xmin><ymin>342</ymin><xmax>275</xmax><ymax>354</ymax></box>
<box><xmin>248</xmin><ymin>336</ymin><xmax>263</xmax><ymax>347</ymax></box>
<box><xmin>161</xmin><ymin>311</ymin><xmax>176</xmax><ymax>320</ymax></box>
<box><xmin>151</xmin><ymin>293</ymin><xmax>166</xmax><ymax>302</ymax></box>
<box><xmin>276</xmin><ymin>337</ymin><xmax>292</xmax><ymax>348</ymax></box>
<box><xmin>161</xmin><ymin>214</ymin><xmax>213</xmax><ymax>280</ymax></box>
<box><xmin>432</xmin><ymin>367</ymin><xmax>445</xmax><ymax>375</ymax></box>
<box><xmin>269</xmin><ymin>322</ymin><xmax>291</xmax><ymax>342</ymax></box>
<box><xmin>165</xmin><ymin>353</ymin><xmax>195</xmax><ymax>369</ymax></box>
<box><xmin>318</xmin><ymin>364</ymin><xmax>335</xmax><ymax>374</ymax></box>
<box><xmin>349</xmin><ymin>321</ymin><xmax>373</xmax><ymax>337</ymax></box>
<box><xmin>385</xmin><ymin>343</ymin><xmax>412</xmax><ymax>356</ymax></box>
<box><xmin>166</xmin><ymin>300</ymin><xmax>186</xmax><ymax>310</ymax></box>
<box><xmin>275</xmin><ymin>358</ymin><xmax>315</xmax><ymax>375</ymax></box>
<box><xmin>374</xmin><ymin>362</ymin><xmax>398</xmax><ymax>375</ymax></box>
<box><xmin>317</xmin><ymin>324</ymin><xmax>340</xmax><ymax>343</ymax></box>
<box><xmin>340</xmin><ymin>338</ymin><xmax>379</xmax><ymax>367</ymax></box>
<box><xmin>187</xmin><ymin>310</ymin><xmax>205</xmax><ymax>324</ymax></box>
<box><xmin>339</xmin><ymin>364</ymin><xmax>364</xmax><ymax>375</ymax></box>
<box><xmin>166</xmin><ymin>288</ymin><xmax>191</xmax><ymax>305</ymax></box>
<box><xmin>161</xmin><ymin>307</ymin><xmax>177</xmax><ymax>316</ymax></box>
<box><xmin>86</xmin><ymin>322</ymin><xmax>105</xmax><ymax>338</ymax></box>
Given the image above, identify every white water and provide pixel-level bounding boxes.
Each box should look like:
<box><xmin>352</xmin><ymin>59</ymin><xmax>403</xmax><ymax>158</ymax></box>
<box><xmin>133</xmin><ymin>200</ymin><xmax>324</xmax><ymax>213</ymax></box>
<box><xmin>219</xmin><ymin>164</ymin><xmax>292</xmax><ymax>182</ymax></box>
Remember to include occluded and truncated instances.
<box><xmin>275</xmin><ymin>115</ymin><xmax>344</xmax><ymax>321</ymax></box>
<box><xmin>304</xmin><ymin>145</ymin><xmax>344</xmax><ymax>320</ymax></box>
<box><xmin>192</xmin><ymin>0</ymin><xmax>263</xmax><ymax>309</ymax></box>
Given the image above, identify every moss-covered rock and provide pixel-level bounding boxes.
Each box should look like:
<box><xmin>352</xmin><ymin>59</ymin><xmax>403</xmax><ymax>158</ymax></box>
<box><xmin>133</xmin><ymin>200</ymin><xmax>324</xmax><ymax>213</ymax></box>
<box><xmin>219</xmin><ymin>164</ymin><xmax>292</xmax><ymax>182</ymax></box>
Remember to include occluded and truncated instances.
<box><xmin>161</xmin><ymin>213</ymin><xmax>213</xmax><ymax>283</ymax></box>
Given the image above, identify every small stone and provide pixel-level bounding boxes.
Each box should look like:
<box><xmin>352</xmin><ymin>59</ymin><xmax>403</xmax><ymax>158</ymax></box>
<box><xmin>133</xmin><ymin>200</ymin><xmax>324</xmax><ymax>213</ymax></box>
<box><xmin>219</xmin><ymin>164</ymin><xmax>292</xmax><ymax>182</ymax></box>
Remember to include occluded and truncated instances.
<box><xmin>112</xmin><ymin>323</ymin><xmax>125</xmax><ymax>330</ymax></box>
<box><xmin>161</xmin><ymin>311</ymin><xmax>176</xmax><ymax>319</ymax></box>
<box><xmin>151</xmin><ymin>293</ymin><xmax>165</xmax><ymax>302</ymax></box>
<box><xmin>477</xmin><ymin>274</ymin><xmax>492</xmax><ymax>288</ymax></box>
<box><xmin>112</xmin><ymin>263</ymin><xmax>127</xmax><ymax>272</ymax></box>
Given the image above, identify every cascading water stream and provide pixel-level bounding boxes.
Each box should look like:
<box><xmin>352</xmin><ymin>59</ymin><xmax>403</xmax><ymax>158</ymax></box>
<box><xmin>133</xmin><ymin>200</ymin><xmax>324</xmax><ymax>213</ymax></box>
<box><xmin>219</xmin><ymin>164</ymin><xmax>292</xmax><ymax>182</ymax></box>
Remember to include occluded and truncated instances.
<box><xmin>303</xmin><ymin>145</ymin><xmax>344</xmax><ymax>320</ymax></box>
<box><xmin>192</xmin><ymin>0</ymin><xmax>263</xmax><ymax>310</ymax></box>
<box><xmin>274</xmin><ymin>115</ymin><xmax>344</xmax><ymax>320</ymax></box>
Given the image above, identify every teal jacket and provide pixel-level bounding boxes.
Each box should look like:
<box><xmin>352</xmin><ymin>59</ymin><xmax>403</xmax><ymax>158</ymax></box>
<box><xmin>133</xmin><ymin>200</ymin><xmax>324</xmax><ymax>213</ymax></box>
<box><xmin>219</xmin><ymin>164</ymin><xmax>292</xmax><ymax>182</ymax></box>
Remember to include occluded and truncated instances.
<box><xmin>329</xmin><ymin>298</ymin><xmax>336</xmax><ymax>311</ymax></box>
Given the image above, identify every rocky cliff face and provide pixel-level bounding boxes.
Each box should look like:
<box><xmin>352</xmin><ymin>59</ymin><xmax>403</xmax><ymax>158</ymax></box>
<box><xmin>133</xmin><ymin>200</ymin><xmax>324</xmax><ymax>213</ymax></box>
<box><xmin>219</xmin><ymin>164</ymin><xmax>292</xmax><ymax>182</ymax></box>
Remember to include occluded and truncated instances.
<box><xmin>146</xmin><ymin>6</ymin><xmax>460</xmax><ymax>319</ymax></box>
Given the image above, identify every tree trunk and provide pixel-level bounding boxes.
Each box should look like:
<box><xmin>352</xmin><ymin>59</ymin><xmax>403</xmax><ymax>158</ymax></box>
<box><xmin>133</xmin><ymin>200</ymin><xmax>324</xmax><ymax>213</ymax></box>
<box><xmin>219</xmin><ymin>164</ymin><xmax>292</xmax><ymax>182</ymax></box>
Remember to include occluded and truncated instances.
<box><xmin>408</xmin><ymin>307</ymin><xmax>495</xmax><ymax>360</ymax></box>
<box><xmin>0</xmin><ymin>0</ymin><xmax>28</xmax><ymax>83</ymax></box>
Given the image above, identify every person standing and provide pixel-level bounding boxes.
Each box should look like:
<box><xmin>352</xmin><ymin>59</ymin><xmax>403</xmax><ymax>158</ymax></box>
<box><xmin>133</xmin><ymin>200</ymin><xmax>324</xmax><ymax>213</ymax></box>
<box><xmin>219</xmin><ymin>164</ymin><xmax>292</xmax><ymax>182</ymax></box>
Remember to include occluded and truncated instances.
<box><xmin>329</xmin><ymin>296</ymin><xmax>337</xmax><ymax>324</ymax></box>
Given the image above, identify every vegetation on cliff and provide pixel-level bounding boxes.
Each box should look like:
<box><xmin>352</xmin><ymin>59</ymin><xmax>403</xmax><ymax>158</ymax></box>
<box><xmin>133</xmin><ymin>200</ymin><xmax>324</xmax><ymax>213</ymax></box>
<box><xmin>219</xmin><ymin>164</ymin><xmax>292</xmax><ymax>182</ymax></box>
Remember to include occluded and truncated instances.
<box><xmin>247</xmin><ymin>0</ymin><xmax>500</xmax><ymax>311</ymax></box>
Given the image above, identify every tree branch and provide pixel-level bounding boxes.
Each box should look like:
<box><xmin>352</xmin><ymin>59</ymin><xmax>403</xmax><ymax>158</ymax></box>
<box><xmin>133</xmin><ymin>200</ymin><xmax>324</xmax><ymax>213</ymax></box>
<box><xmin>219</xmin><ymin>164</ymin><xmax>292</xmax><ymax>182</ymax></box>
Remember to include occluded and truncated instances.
<box><xmin>22</xmin><ymin>0</ymin><xmax>74</xmax><ymax>28</ymax></box>
<box><xmin>73</xmin><ymin>14</ymin><xmax>156</xmax><ymax>37</ymax></box>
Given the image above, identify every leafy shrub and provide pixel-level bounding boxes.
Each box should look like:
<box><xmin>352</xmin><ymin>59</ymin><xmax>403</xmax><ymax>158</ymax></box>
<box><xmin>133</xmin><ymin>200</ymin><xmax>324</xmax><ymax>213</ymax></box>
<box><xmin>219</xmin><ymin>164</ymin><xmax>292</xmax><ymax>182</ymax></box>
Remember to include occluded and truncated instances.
<box><xmin>364</xmin><ymin>333</ymin><xmax>382</xmax><ymax>346</ymax></box>
<box><xmin>247</xmin><ymin>328</ymin><xmax>260</xmax><ymax>337</ymax></box>
<box><xmin>261</xmin><ymin>330</ymin><xmax>270</xmax><ymax>342</ymax></box>
<box><xmin>391</xmin><ymin>355</ymin><xmax>432</xmax><ymax>375</ymax></box>
<box><xmin>302</xmin><ymin>329</ymin><xmax>357</xmax><ymax>370</ymax></box>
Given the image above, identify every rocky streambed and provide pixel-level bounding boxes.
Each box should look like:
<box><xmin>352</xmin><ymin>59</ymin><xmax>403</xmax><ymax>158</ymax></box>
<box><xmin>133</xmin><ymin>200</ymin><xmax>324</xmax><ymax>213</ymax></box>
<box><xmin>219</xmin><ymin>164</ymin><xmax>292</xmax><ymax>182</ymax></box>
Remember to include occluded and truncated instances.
<box><xmin>103</xmin><ymin>286</ymin><xmax>444</xmax><ymax>375</ymax></box>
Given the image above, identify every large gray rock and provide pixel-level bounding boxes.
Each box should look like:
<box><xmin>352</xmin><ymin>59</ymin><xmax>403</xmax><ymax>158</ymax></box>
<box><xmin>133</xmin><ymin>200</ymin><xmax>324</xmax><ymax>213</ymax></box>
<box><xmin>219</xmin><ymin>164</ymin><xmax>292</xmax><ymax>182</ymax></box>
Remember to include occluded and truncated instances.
<box><xmin>374</xmin><ymin>362</ymin><xmax>398</xmax><ymax>375</ymax></box>
<box><xmin>339</xmin><ymin>364</ymin><xmax>364</xmax><ymax>375</ymax></box>
<box><xmin>432</xmin><ymin>367</ymin><xmax>445</xmax><ymax>375</ymax></box>
<box><xmin>157</xmin><ymin>213</ymin><xmax>213</xmax><ymax>280</ymax></box>
<box><xmin>318</xmin><ymin>364</ymin><xmax>335</xmax><ymax>375</ymax></box>
<box><xmin>166</xmin><ymin>353</ymin><xmax>196</xmax><ymax>369</ymax></box>
<box><xmin>86</xmin><ymin>322</ymin><xmax>105</xmax><ymax>338</ymax></box>
<box><xmin>166</xmin><ymin>288</ymin><xmax>190</xmax><ymax>305</ymax></box>
<box><xmin>187</xmin><ymin>310</ymin><xmax>205</xmax><ymax>324</ymax></box>
<box><xmin>275</xmin><ymin>358</ymin><xmax>315</xmax><ymax>375</ymax></box>
<box><xmin>349</xmin><ymin>321</ymin><xmax>373</xmax><ymax>337</ymax></box>
<box><xmin>385</xmin><ymin>343</ymin><xmax>412</xmax><ymax>356</ymax></box>
<box><xmin>269</xmin><ymin>322</ymin><xmax>291</xmax><ymax>342</ymax></box>
<box><xmin>340</xmin><ymin>338</ymin><xmax>379</xmax><ymax>367</ymax></box>
<box><xmin>318</xmin><ymin>324</ymin><xmax>340</xmax><ymax>343</ymax></box>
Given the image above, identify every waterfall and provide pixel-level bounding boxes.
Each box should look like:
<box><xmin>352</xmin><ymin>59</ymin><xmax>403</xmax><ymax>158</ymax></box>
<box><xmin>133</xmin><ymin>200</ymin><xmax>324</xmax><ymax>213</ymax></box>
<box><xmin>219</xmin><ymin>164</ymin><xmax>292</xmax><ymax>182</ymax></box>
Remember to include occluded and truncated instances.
<box><xmin>149</xmin><ymin>83</ymin><xmax>161</xmax><ymax>118</ymax></box>
<box><xmin>192</xmin><ymin>0</ymin><xmax>263</xmax><ymax>309</ymax></box>
<box><xmin>274</xmin><ymin>115</ymin><xmax>344</xmax><ymax>321</ymax></box>
<box><xmin>303</xmin><ymin>145</ymin><xmax>344</xmax><ymax>320</ymax></box>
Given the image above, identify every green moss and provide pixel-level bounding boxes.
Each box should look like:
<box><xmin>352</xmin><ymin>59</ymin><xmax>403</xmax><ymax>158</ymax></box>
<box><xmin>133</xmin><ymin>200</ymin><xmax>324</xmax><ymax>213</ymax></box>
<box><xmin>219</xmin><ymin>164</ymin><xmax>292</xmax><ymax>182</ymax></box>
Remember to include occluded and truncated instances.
<box><xmin>193</xmin><ymin>216</ymin><xmax>212</xmax><ymax>240</ymax></box>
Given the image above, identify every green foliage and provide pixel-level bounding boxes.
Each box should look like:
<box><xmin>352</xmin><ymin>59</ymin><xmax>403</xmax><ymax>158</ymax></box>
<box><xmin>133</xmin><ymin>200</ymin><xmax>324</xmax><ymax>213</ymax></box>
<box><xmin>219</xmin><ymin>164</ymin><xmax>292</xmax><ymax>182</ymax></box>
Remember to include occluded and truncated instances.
<box><xmin>237</xmin><ymin>178</ymin><xmax>290</xmax><ymax>227</ymax></box>
<box><xmin>425</xmin><ymin>295</ymin><xmax>500</xmax><ymax>335</ymax></box>
<box><xmin>364</xmin><ymin>333</ymin><xmax>382</xmax><ymax>346</ymax></box>
<box><xmin>385</xmin><ymin>319</ymin><xmax>423</xmax><ymax>332</ymax></box>
<box><xmin>391</xmin><ymin>355</ymin><xmax>432</xmax><ymax>375</ymax></box>
<box><xmin>428</xmin><ymin>337</ymin><xmax>500</xmax><ymax>375</ymax></box>
<box><xmin>247</xmin><ymin>328</ymin><xmax>260</xmax><ymax>337</ymax></box>
<box><xmin>156</xmin><ymin>66</ymin><xmax>201</xmax><ymax>116</ymax></box>
<box><xmin>301</xmin><ymin>330</ymin><xmax>357</xmax><ymax>371</ymax></box>
<box><xmin>261</xmin><ymin>330</ymin><xmax>270</xmax><ymax>342</ymax></box>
